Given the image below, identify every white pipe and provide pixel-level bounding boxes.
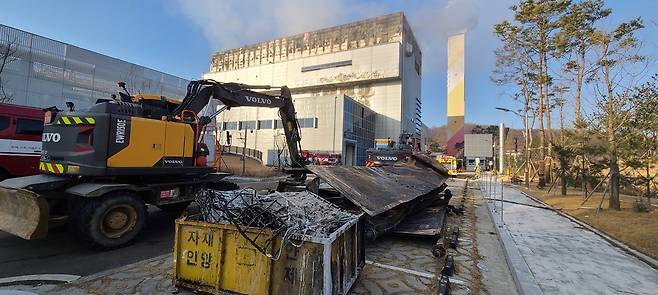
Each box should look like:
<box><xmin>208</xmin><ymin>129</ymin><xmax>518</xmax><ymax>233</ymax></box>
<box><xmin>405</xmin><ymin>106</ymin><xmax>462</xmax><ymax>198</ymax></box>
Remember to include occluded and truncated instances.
<box><xmin>499</xmin><ymin>123</ymin><xmax>504</xmax><ymax>174</ymax></box>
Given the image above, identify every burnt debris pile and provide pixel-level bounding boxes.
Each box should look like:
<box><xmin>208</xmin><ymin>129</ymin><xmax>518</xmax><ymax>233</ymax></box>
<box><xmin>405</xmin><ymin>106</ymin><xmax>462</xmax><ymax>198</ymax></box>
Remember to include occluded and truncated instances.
<box><xmin>195</xmin><ymin>188</ymin><xmax>357</xmax><ymax>259</ymax></box>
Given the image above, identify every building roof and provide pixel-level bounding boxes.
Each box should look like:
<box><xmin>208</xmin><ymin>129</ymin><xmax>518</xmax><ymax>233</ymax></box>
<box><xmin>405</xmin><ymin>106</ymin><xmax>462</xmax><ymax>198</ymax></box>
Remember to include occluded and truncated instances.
<box><xmin>210</xmin><ymin>12</ymin><xmax>416</xmax><ymax>73</ymax></box>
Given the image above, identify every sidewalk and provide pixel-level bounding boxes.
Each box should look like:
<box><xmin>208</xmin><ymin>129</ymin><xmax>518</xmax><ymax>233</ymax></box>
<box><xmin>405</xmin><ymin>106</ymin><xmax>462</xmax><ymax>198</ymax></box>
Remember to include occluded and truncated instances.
<box><xmin>482</xmin><ymin>178</ymin><xmax>658</xmax><ymax>294</ymax></box>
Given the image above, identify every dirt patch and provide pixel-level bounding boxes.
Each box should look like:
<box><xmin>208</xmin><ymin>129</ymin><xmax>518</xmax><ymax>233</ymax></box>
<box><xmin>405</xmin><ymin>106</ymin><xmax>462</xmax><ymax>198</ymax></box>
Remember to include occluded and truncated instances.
<box><xmin>515</xmin><ymin>185</ymin><xmax>658</xmax><ymax>260</ymax></box>
<box><xmin>218</xmin><ymin>154</ymin><xmax>283</xmax><ymax>177</ymax></box>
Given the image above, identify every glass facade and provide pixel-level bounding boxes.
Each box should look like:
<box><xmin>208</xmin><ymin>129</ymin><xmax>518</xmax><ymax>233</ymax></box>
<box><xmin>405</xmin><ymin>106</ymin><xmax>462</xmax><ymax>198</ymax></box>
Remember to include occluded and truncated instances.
<box><xmin>343</xmin><ymin>97</ymin><xmax>375</xmax><ymax>165</ymax></box>
<box><xmin>0</xmin><ymin>25</ymin><xmax>188</xmax><ymax>109</ymax></box>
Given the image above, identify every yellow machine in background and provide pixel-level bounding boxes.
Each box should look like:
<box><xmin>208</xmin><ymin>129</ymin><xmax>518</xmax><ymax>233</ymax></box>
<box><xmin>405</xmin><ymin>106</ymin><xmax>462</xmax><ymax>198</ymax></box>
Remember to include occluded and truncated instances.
<box><xmin>436</xmin><ymin>155</ymin><xmax>457</xmax><ymax>177</ymax></box>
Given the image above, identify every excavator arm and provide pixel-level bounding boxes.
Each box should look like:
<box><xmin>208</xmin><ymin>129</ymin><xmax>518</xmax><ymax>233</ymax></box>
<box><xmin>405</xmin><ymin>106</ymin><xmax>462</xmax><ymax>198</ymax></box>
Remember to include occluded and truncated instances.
<box><xmin>172</xmin><ymin>80</ymin><xmax>306</xmax><ymax>169</ymax></box>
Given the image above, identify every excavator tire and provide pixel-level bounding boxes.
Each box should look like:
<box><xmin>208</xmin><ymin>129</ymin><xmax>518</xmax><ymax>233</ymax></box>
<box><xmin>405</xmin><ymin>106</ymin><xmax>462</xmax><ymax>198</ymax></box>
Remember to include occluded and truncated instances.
<box><xmin>71</xmin><ymin>191</ymin><xmax>147</xmax><ymax>250</ymax></box>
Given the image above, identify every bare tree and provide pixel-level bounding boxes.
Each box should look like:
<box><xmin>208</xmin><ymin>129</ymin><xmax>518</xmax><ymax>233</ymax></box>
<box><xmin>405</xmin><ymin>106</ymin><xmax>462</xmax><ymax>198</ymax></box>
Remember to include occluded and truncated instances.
<box><xmin>0</xmin><ymin>36</ymin><xmax>19</xmax><ymax>103</ymax></box>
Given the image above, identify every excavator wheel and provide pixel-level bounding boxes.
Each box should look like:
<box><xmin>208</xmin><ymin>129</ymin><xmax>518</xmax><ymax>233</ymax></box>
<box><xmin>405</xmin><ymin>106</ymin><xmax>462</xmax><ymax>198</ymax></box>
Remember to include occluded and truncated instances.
<box><xmin>71</xmin><ymin>191</ymin><xmax>147</xmax><ymax>250</ymax></box>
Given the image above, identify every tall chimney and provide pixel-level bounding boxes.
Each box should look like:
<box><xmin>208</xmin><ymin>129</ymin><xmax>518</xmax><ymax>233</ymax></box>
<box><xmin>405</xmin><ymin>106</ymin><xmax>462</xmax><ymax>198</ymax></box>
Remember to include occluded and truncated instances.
<box><xmin>446</xmin><ymin>33</ymin><xmax>465</xmax><ymax>156</ymax></box>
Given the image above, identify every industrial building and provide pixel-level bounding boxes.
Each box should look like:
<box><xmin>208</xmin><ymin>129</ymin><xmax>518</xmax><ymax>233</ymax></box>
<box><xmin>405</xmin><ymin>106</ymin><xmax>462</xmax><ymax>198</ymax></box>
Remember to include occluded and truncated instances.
<box><xmin>204</xmin><ymin>12</ymin><xmax>423</xmax><ymax>166</ymax></box>
<box><xmin>464</xmin><ymin>133</ymin><xmax>493</xmax><ymax>172</ymax></box>
<box><xmin>0</xmin><ymin>24</ymin><xmax>189</xmax><ymax>110</ymax></box>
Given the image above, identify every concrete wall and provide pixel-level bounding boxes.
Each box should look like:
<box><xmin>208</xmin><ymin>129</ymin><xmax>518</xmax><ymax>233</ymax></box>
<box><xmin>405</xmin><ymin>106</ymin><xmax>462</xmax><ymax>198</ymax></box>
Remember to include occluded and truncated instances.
<box><xmin>464</xmin><ymin>134</ymin><xmax>493</xmax><ymax>158</ymax></box>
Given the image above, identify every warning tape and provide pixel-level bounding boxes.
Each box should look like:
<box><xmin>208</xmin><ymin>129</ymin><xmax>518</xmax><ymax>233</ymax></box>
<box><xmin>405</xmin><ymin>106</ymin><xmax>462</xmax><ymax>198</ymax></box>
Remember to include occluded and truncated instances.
<box><xmin>39</xmin><ymin>161</ymin><xmax>65</xmax><ymax>174</ymax></box>
<box><xmin>56</xmin><ymin>116</ymin><xmax>95</xmax><ymax>125</ymax></box>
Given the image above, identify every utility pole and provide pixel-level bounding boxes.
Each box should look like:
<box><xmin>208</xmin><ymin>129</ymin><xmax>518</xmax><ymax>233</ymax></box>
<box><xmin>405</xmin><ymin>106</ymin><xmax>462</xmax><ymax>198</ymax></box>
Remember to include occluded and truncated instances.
<box><xmin>499</xmin><ymin>123</ymin><xmax>505</xmax><ymax>175</ymax></box>
<box><xmin>500</xmin><ymin>178</ymin><xmax>504</xmax><ymax>226</ymax></box>
<box><xmin>242</xmin><ymin>130</ymin><xmax>248</xmax><ymax>175</ymax></box>
<box><xmin>525</xmin><ymin>110</ymin><xmax>530</xmax><ymax>188</ymax></box>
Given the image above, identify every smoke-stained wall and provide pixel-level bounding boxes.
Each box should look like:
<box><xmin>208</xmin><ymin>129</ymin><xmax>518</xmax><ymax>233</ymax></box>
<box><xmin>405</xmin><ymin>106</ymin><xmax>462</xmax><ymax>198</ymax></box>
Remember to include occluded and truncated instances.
<box><xmin>205</xmin><ymin>12</ymin><xmax>423</xmax><ymax>156</ymax></box>
<box><xmin>446</xmin><ymin>33</ymin><xmax>465</xmax><ymax>156</ymax></box>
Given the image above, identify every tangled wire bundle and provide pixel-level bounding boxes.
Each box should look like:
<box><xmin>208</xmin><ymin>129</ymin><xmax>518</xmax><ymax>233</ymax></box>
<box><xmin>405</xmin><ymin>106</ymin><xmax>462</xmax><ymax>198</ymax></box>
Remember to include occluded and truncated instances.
<box><xmin>195</xmin><ymin>188</ymin><xmax>356</xmax><ymax>260</ymax></box>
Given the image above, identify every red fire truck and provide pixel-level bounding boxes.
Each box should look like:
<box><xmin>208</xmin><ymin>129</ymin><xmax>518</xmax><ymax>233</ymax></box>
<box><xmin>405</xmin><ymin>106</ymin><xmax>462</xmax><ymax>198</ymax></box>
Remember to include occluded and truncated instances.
<box><xmin>0</xmin><ymin>103</ymin><xmax>44</xmax><ymax>180</ymax></box>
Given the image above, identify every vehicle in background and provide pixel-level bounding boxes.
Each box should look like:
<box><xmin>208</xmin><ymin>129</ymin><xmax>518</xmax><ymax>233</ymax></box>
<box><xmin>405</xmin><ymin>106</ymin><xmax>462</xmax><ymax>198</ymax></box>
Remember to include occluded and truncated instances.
<box><xmin>0</xmin><ymin>103</ymin><xmax>44</xmax><ymax>180</ymax></box>
<box><xmin>365</xmin><ymin>133</ymin><xmax>417</xmax><ymax>167</ymax></box>
<box><xmin>436</xmin><ymin>155</ymin><xmax>457</xmax><ymax>177</ymax></box>
<box><xmin>302</xmin><ymin>151</ymin><xmax>341</xmax><ymax>165</ymax></box>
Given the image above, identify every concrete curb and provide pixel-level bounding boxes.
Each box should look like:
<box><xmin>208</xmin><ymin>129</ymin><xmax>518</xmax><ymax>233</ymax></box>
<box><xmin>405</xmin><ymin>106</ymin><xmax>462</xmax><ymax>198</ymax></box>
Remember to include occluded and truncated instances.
<box><xmin>516</xmin><ymin>189</ymin><xmax>658</xmax><ymax>271</ymax></box>
<box><xmin>0</xmin><ymin>274</ymin><xmax>80</xmax><ymax>286</ymax></box>
<box><xmin>479</xmin><ymin>184</ymin><xmax>543</xmax><ymax>295</ymax></box>
<box><xmin>75</xmin><ymin>254</ymin><xmax>171</xmax><ymax>282</ymax></box>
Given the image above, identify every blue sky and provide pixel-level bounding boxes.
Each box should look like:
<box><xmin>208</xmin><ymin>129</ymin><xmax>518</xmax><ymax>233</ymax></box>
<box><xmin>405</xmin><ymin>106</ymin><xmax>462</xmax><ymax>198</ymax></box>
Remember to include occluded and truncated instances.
<box><xmin>1</xmin><ymin>0</ymin><xmax>656</xmax><ymax>128</ymax></box>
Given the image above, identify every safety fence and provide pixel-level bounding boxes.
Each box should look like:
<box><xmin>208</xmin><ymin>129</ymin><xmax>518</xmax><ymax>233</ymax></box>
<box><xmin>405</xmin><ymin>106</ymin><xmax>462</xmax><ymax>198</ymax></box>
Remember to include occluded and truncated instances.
<box><xmin>221</xmin><ymin>145</ymin><xmax>263</xmax><ymax>163</ymax></box>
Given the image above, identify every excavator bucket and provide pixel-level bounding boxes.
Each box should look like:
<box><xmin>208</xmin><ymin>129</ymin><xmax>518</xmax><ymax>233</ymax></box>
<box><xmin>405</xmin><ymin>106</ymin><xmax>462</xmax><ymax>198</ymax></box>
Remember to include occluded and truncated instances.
<box><xmin>0</xmin><ymin>186</ymin><xmax>49</xmax><ymax>240</ymax></box>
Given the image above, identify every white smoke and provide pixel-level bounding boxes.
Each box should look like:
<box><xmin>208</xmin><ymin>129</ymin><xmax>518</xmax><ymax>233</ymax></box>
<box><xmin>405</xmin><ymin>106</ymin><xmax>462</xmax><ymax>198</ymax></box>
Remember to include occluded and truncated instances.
<box><xmin>409</xmin><ymin>0</ymin><xmax>480</xmax><ymax>74</ymax></box>
<box><xmin>174</xmin><ymin>0</ymin><xmax>500</xmax><ymax>75</ymax></box>
<box><xmin>175</xmin><ymin>0</ymin><xmax>386</xmax><ymax>50</ymax></box>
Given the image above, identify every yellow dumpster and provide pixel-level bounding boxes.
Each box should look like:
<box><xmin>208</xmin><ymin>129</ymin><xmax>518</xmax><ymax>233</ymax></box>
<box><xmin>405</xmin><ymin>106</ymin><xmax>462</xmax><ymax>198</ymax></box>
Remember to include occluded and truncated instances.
<box><xmin>173</xmin><ymin>216</ymin><xmax>363</xmax><ymax>295</ymax></box>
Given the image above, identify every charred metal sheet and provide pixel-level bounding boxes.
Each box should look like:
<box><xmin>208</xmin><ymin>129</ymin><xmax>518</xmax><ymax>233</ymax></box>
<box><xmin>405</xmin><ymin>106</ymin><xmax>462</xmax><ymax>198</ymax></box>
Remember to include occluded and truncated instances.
<box><xmin>392</xmin><ymin>206</ymin><xmax>447</xmax><ymax>236</ymax></box>
<box><xmin>307</xmin><ymin>161</ymin><xmax>448</xmax><ymax>216</ymax></box>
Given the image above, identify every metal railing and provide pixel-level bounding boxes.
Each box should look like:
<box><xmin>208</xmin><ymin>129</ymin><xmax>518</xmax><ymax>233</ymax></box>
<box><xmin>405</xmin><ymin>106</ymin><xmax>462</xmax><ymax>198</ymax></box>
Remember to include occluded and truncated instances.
<box><xmin>221</xmin><ymin>145</ymin><xmax>263</xmax><ymax>163</ymax></box>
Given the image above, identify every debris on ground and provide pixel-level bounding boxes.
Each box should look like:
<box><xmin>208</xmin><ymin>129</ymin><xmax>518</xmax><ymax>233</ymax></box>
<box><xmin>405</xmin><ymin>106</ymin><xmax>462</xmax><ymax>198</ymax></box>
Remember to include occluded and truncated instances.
<box><xmin>308</xmin><ymin>156</ymin><xmax>450</xmax><ymax>240</ymax></box>
<box><xmin>194</xmin><ymin>188</ymin><xmax>357</xmax><ymax>259</ymax></box>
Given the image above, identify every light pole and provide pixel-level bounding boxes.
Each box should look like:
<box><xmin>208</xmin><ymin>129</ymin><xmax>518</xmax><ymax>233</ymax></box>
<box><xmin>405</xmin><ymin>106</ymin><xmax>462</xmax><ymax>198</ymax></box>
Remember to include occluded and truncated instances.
<box><xmin>499</xmin><ymin>123</ymin><xmax>504</xmax><ymax>175</ymax></box>
<box><xmin>240</xmin><ymin>129</ymin><xmax>254</xmax><ymax>175</ymax></box>
<box><xmin>496</xmin><ymin>107</ymin><xmax>530</xmax><ymax>188</ymax></box>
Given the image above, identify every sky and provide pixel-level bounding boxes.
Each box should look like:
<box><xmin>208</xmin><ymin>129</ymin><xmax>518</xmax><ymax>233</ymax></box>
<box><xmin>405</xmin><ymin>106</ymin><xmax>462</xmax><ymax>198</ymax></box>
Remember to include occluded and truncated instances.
<box><xmin>1</xmin><ymin>0</ymin><xmax>656</xmax><ymax>129</ymax></box>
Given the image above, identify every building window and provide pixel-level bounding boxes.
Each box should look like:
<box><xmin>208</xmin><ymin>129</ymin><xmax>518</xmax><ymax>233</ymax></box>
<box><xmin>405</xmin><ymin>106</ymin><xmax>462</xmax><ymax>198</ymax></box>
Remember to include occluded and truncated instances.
<box><xmin>16</xmin><ymin>119</ymin><xmax>44</xmax><ymax>135</ymax></box>
<box><xmin>301</xmin><ymin>60</ymin><xmax>352</xmax><ymax>72</ymax></box>
<box><xmin>239</xmin><ymin>120</ymin><xmax>256</xmax><ymax>130</ymax></box>
<box><xmin>0</xmin><ymin>116</ymin><xmax>9</xmax><ymax>132</ymax></box>
<box><xmin>223</xmin><ymin>121</ymin><xmax>238</xmax><ymax>130</ymax></box>
<box><xmin>258</xmin><ymin>119</ymin><xmax>273</xmax><ymax>129</ymax></box>
<box><xmin>298</xmin><ymin>117</ymin><xmax>317</xmax><ymax>128</ymax></box>
<box><xmin>274</xmin><ymin>119</ymin><xmax>283</xmax><ymax>129</ymax></box>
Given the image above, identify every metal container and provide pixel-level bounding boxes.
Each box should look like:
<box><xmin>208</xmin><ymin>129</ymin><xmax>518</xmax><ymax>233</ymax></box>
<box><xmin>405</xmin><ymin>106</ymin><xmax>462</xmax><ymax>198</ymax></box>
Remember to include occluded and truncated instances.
<box><xmin>173</xmin><ymin>216</ymin><xmax>364</xmax><ymax>295</ymax></box>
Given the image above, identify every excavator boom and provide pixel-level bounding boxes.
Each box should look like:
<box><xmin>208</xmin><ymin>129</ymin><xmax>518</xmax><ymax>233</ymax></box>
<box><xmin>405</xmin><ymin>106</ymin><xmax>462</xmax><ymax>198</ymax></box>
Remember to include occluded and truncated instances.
<box><xmin>173</xmin><ymin>80</ymin><xmax>306</xmax><ymax>169</ymax></box>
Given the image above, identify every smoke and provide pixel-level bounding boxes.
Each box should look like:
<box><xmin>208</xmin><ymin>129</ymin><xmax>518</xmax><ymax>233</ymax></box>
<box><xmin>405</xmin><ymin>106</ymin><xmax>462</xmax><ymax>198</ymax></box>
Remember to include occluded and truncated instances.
<box><xmin>415</xmin><ymin>0</ymin><xmax>479</xmax><ymax>39</ymax></box>
<box><xmin>410</xmin><ymin>0</ymin><xmax>480</xmax><ymax>74</ymax></box>
<box><xmin>175</xmin><ymin>0</ymin><xmax>386</xmax><ymax>50</ymax></box>
<box><xmin>175</xmin><ymin>0</ymin><xmax>491</xmax><ymax>76</ymax></box>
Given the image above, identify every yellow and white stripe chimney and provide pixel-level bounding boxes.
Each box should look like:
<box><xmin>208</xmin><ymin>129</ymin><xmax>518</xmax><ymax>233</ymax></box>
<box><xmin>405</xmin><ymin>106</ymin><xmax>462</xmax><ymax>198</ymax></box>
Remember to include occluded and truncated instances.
<box><xmin>446</xmin><ymin>33</ymin><xmax>465</xmax><ymax>156</ymax></box>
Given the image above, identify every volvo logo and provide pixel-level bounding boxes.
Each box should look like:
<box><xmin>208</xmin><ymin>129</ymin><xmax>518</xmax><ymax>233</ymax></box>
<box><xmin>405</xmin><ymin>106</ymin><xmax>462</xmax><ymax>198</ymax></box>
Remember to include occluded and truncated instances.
<box><xmin>42</xmin><ymin>132</ymin><xmax>61</xmax><ymax>143</ymax></box>
<box><xmin>245</xmin><ymin>96</ymin><xmax>272</xmax><ymax>105</ymax></box>
<box><xmin>376</xmin><ymin>156</ymin><xmax>398</xmax><ymax>161</ymax></box>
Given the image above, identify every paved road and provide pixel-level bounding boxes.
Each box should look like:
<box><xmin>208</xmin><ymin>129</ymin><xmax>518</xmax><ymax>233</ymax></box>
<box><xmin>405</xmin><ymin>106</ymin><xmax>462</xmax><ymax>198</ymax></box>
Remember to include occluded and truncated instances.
<box><xmin>0</xmin><ymin>206</ymin><xmax>185</xmax><ymax>278</ymax></box>
<box><xmin>483</xmin><ymin>179</ymin><xmax>658</xmax><ymax>295</ymax></box>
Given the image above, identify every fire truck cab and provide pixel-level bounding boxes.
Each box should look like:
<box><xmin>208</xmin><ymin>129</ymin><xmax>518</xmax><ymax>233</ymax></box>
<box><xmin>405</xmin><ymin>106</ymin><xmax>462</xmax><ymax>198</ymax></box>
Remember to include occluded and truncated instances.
<box><xmin>0</xmin><ymin>103</ymin><xmax>44</xmax><ymax>180</ymax></box>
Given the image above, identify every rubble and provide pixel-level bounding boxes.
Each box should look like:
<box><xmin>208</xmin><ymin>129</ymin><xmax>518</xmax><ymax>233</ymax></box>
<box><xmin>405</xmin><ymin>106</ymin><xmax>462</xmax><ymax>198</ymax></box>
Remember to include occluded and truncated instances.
<box><xmin>194</xmin><ymin>188</ymin><xmax>357</xmax><ymax>259</ymax></box>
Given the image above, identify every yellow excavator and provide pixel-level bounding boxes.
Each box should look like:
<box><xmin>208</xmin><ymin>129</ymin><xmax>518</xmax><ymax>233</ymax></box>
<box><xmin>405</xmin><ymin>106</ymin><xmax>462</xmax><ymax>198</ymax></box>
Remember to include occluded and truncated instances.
<box><xmin>0</xmin><ymin>80</ymin><xmax>306</xmax><ymax>249</ymax></box>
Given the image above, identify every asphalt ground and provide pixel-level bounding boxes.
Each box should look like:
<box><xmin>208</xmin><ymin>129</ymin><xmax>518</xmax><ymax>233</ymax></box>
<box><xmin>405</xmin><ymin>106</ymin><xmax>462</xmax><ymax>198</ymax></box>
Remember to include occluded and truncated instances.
<box><xmin>0</xmin><ymin>205</ymin><xmax>188</xmax><ymax>279</ymax></box>
<box><xmin>0</xmin><ymin>176</ymin><xmax>283</xmax><ymax>280</ymax></box>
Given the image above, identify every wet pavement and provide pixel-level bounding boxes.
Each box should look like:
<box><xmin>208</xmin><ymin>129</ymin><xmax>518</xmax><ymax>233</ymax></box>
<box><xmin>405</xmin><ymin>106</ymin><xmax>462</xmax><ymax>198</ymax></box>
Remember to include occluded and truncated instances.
<box><xmin>482</xmin><ymin>176</ymin><xmax>658</xmax><ymax>295</ymax></box>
